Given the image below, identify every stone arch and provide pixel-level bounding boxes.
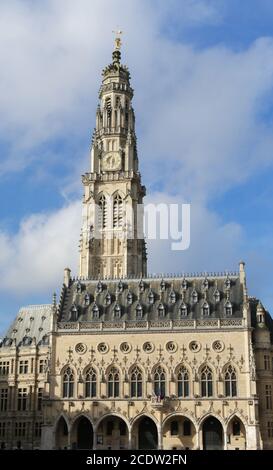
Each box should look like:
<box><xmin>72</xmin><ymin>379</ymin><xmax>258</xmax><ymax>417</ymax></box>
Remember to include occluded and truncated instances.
<box><xmin>200</xmin><ymin>415</ymin><xmax>224</xmax><ymax>450</ymax></box>
<box><xmin>82</xmin><ymin>363</ymin><xmax>99</xmax><ymax>377</ymax></box>
<box><xmin>162</xmin><ymin>412</ymin><xmax>198</xmax><ymax>432</ymax></box>
<box><xmin>226</xmin><ymin>414</ymin><xmax>247</xmax><ymax>450</ymax></box>
<box><xmin>70</xmin><ymin>412</ymin><xmax>95</xmax><ymax>429</ymax></box>
<box><xmin>131</xmin><ymin>413</ymin><xmax>159</xmax><ymax>450</ymax></box>
<box><xmin>105</xmin><ymin>363</ymin><xmax>122</xmax><ymax>375</ymax></box>
<box><xmin>130</xmin><ymin>412</ymin><xmax>159</xmax><ymax>429</ymax></box>
<box><xmin>59</xmin><ymin>363</ymin><xmax>77</xmax><ymax>376</ymax></box>
<box><xmin>222</xmin><ymin>361</ymin><xmax>239</xmax><ymax>375</ymax></box>
<box><xmin>70</xmin><ymin>414</ymin><xmax>94</xmax><ymax>449</ymax></box>
<box><xmin>55</xmin><ymin>415</ymin><xmax>69</xmax><ymax>449</ymax></box>
<box><xmin>95</xmin><ymin>413</ymin><xmax>130</xmax><ymax>450</ymax></box>
<box><xmin>174</xmin><ymin>362</ymin><xmax>191</xmax><ymax>377</ymax></box>
<box><xmin>197</xmin><ymin>362</ymin><xmax>217</xmax><ymax>376</ymax></box>
<box><xmin>199</xmin><ymin>412</ymin><xmax>226</xmax><ymax>429</ymax></box>
<box><xmin>162</xmin><ymin>413</ymin><xmax>197</xmax><ymax>450</ymax></box>
<box><xmin>53</xmin><ymin>413</ymin><xmax>70</xmax><ymax>432</ymax></box>
<box><xmin>112</xmin><ymin>189</ymin><xmax>125</xmax><ymax>199</ymax></box>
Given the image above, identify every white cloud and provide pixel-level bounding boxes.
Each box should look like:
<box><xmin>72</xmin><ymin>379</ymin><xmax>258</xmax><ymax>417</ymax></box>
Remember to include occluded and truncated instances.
<box><xmin>0</xmin><ymin>0</ymin><xmax>273</xmax><ymax>324</ymax></box>
<box><xmin>0</xmin><ymin>201</ymin><xmax>81</xmax><ymax>294</ymax></box>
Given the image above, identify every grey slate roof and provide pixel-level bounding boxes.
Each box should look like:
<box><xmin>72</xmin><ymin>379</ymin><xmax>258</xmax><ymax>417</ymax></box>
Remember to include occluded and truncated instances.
<box><xmin>0</xmin><ymin>304</ymin><xmax>52</xmax><ymax>349</ymax></box>
<box><xmin>58</xmin><ymin>274</ymin><xmax>244</xmax><ymax>323</ymax></box>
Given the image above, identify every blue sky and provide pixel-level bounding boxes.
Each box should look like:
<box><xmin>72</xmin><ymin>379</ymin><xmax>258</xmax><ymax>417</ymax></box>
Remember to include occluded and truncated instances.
<box><xmin>1</xmin><ymin>0</ymin><xmax>273</xmax><ymax>335</ymax></box>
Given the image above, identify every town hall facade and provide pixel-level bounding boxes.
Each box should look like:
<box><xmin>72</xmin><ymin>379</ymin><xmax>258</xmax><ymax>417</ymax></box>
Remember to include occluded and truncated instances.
<box><xmin>0</xmin><ymin>42</ymin><xmax>273</xmax><ymax>450</ymax></box>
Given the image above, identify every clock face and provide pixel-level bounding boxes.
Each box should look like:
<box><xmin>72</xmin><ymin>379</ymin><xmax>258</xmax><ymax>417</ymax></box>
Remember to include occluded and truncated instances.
<box><xmin>102</xmin><ymin>152</ymin><xmax>122</xmax><ymax>171</ymax></box>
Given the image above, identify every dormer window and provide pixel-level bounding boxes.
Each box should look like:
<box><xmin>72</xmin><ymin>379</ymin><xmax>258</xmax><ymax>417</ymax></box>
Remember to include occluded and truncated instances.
<box><xmin>70</xmin><ymin>305</ymin><xmax>78</xmax><ymax>321</ymax></box>
<box><xmin>169</xmin><ymin>291</ymin><xmax>176</xmax><ymax>304</ymax></box>
<box><xmin>92</xmin><ymin>304</ymin><xmax>99</xmax><ymax>319</ymax></box>
<box><xmin>225</xmin><ymin>301</ymin><xmax>233</xmax><ymax>316</ymax></box>
<box><xmin>114</xmin><ymin>304</ymin><xmax>121</xmax><ymax>318</ymax></box>
<box><xmin>105</xmin><ymin>292</ymin><xmax>111</xmax><ymax>305</ymax></box>
<box><xmin>202</xmin><ymin>278</ymin><xmax>209</xmax><ymax>290</ymax></box>
<box><xmin>139</xmin><ymin>280</ymin><xmax>145</xmax><ymax>292</ymax></box>
<box><xmin>96</xmin><ymin>281</ymin><xmax>103</xmax><ymax>294</ymax></box>
<box><xmin>76</xmin><ymin>282</ymin><xmax>82</xmax><ymax>293</ymax></box>
<box><xmin>136</xmin><ymin>303</ymin><xmax>143</xmax><ymax>319</ymax></box>
<box><xmin>85</xmin><ymin>294</ymin><xmax>90</xmax><ymax>306</ymax></box>
<box><xmin>148</xmin><ymin>290</ymin><xmax>154</xmax><ymax>304</ymax></box>
<box><xmin>160</xmin><ymin>280</ymin><xmax>166</xmax><ymax>291</ymax></box>
<box><xmin>213</xmin><ymin>289</ymin><xmax>220</xmax><ymax>303</ymax></box>
<box><xmin>191</xmin><ymin>290</ymin><xmax>198</xmax><ymax>304</ymax></box>
<box><xmin>202</xmin><ymin>301</ymin><xmax>210</xmax><ymax>316</ymax></box>
<box><xmin>180</xmin><ymin>303</ymin><xmax>188</xmax><ymax>317</ymax></box>
<box><xmin>225</xmin><ymin>277</ymin><xmax>231</xmax><ymax>289</ymax></box>
<box><xmin>182</xmin><ymin>279</ymin><xmax>188</xmax><ymax>290</ymax></box>
<box><xmin>127</xmin><ymin>291</ymin><xmax>133</xmax><ymax>305</ymax></box>
<box><xmin>158</xmin><ymin>303</ymin><xmax>165</xmax><ymax>317</ymax></box>
<box><xmin>118</xmin><ymin>280</ymin><xmax>123</xmax><ymax>293</ymax></box>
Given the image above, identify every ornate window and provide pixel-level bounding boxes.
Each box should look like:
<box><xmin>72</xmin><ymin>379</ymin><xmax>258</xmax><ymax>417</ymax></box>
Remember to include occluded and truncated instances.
<box><xmin>113</xmin><ymin>194</ymin><xmax>123</xmax><ymax>228</ymax></box>
<box><xmin>136</xmin><ymin>303</ymin><xmax>143</xmax><ymax>319</ymax></box>
<box><xmin>200</xmin><ymin>366</ymin><xmax>213</xmax><ymax>397</ymax></box>
<box><xmin>177</xmin><ymin>366</ymin><xmax>190</xmax><ymax>397</ymax></box>
<box><xmin>85</xmin><ymin>368</ymin><xmax>97</xmax><ymax>398</ymax></box>
<box><xmin>182</xmin><ymin>278</ymin><xmax>188</xmax><ymax>290</ymax></box>
<box><xmin>130</xmin><ymin>366</ymin><xmax>143</xmax><ymax>398</ymax></box>
<box><xmin>180</xmin><ymin>302</ymin><xmax>188</xmax><ymax>317</ymax></box>
<box><xmin>98</xmin><ymin>195</ymin><xmax>107</xmax><ymax>229</ymax></box>
<box><xmin>158</xmin><ymin>303</ymin><xmax>165</xmax><ymax>317</ymax></box>
<box><xmin>166</xmin><ymin>341</ymin><xmax>177</xmax><ymax>353</ymax></box>
<box><xmin>202</xmin><ymin>301</ymin><xmax>210</xmax><ymax>316</ymax></box>
<box><xmin>108</xmin><ymin>367</ymin><xmax>120</xmax><ymax>398</ymax></box>
<box><xmin>224</xmin><ymin>365</ymin><xmax>237</xmax><ymax>397</ymax></box>
<box><xmin>154</xmin><ymin>366</ymin><xmax>166</xmax><ymax>397</ymax></box>
<box><xmin>225</xmin><ymin>301</ymin><xmax>233</xmax><ymax>316</ymax></box>
<box><xmin>97</xmin><ymin>342</ymin><xmax>108</xmax><ymax>354</ymax></box>
<box><xmin>63</xmin><ymin>367</ymin><xmax>74</xmax><ymax>398</ymax></box>
<box><xmin>202</xmin><ymin>278</ymin><xmax>209</xmax><ymax>290</ymax></box>
<box><xmin>120</xmin><ymin>342</ymin><xmax>131</xmax><ymax>353</ymax></box>
<box><xmin>160</xmin><ymin>279</ymin><xmax>166</xmax><ymax>291</ymax></box>
<box><xmin>143</xmin><ymin>341</ymin><xmax>154</xmax><ymax>353</ymax></box>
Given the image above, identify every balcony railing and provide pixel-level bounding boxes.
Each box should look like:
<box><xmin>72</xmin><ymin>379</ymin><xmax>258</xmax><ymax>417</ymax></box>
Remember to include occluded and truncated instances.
<box><xmin>57</xmin><ymin>317</ymin><xmax>245</xmax><ymax>333</ymax></box>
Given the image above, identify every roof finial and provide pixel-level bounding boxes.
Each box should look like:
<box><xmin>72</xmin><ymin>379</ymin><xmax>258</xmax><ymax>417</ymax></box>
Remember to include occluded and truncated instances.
<box><xmin>112</xmin><ymin>29</ymin><xmax>122</xmax><ymax>65</ymax></box>
<box><xmin>112</xmin><ymin>29</ymin><xmax>122</xmax><ymax>50</ymax></box>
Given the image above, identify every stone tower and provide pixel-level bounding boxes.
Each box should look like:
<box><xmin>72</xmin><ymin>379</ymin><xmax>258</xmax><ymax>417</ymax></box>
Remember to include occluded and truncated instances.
<box><xmin>79</xmin><ymin>41</ymin><xmax>147</xmax><ymax>279</ymax></box>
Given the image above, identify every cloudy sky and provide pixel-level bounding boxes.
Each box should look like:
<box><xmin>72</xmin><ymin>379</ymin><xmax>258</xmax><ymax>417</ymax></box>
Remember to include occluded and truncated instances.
<box><xmin>1</xmin><ymin>0</ymin><xmax>273</xmax><ymax>335</ymax></box>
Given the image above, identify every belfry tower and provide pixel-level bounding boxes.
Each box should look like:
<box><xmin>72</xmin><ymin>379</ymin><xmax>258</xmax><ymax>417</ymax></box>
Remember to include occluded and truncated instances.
<box><xmin>79</xmin><ymin>36</ymin><xmax>147</xmax><ymax>279</ymax></box>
